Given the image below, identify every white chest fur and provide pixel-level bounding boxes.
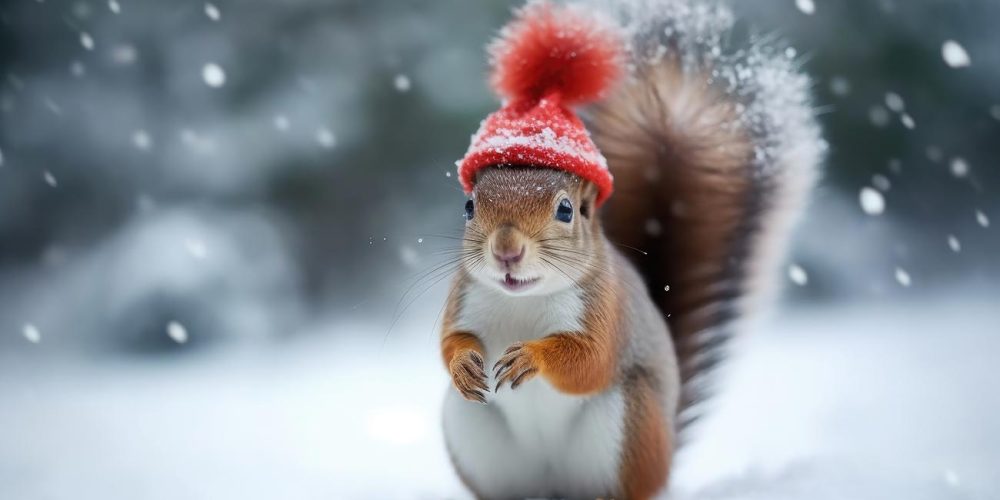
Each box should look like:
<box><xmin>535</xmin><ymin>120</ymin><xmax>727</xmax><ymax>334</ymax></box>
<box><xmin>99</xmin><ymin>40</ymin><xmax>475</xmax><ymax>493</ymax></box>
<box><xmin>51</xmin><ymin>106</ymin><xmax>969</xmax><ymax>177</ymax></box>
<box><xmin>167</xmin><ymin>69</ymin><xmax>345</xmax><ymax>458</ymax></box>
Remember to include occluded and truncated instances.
<box><xmin>452</xmin><ymin>283</ymin><xmax>626</xmax><ymax>495</ymax></box>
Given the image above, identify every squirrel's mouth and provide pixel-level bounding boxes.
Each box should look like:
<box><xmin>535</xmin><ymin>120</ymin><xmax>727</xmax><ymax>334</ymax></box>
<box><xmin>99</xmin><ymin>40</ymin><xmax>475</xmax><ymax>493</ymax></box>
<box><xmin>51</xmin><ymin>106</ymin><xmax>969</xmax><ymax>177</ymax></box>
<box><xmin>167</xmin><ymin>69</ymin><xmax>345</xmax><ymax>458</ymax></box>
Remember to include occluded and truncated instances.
<box><xmin>501</xmin><ymin>273</ymin><xmax>540</xmax><ymax>292</ymax></box>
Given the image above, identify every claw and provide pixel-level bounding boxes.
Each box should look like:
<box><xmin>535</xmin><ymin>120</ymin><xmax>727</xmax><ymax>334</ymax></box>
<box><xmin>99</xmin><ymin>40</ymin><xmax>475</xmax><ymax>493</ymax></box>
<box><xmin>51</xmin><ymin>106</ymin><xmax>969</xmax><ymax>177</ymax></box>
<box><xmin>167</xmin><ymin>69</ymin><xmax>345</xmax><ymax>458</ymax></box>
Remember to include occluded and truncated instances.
<box><xmin>511</xmin><ymin>368</ymin><xmax>536</xmax><ymax>389</ymax></box>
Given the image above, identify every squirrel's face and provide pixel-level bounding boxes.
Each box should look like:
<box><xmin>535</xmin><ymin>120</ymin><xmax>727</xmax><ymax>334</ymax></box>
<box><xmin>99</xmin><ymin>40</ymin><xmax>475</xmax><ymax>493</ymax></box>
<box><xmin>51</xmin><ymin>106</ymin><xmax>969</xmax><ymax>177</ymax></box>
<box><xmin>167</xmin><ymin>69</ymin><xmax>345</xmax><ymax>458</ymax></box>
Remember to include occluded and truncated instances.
<box><xmin>463</xmin><ymin>166</ymin><xmax>603</xmax><ymax>296</ymax></box>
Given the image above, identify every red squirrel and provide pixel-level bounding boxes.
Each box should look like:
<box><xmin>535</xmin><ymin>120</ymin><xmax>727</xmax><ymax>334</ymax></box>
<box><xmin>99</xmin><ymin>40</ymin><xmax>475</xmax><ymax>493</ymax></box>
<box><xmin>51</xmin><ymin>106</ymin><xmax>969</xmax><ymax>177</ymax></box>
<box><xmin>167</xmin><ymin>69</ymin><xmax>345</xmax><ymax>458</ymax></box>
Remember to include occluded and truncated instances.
<box><xmin>439</xmin><ymin>1</ymin><xmax>821</xmax><ymax>498</ymax></box>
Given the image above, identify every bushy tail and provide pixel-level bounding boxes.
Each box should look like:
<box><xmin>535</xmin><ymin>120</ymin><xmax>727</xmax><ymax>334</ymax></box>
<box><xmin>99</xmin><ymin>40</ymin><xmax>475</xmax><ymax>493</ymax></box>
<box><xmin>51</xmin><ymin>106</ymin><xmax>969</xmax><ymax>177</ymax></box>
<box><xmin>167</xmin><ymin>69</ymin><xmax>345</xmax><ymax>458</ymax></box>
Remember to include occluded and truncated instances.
<box><xmin>584</xmin><ymin>0</ymin><xmax>823</xmax><ymax>431</ymax></box>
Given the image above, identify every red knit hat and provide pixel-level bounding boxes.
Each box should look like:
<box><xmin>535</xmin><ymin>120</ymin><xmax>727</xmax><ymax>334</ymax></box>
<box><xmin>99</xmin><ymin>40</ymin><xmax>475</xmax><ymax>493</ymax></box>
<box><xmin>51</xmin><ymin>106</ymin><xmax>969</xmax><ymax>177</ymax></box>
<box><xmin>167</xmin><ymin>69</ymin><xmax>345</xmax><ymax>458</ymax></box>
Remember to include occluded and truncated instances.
<box><xmin>457</xmin><ymin>1</ymin><xmax>623</xmax><ymax>206</ymax></box>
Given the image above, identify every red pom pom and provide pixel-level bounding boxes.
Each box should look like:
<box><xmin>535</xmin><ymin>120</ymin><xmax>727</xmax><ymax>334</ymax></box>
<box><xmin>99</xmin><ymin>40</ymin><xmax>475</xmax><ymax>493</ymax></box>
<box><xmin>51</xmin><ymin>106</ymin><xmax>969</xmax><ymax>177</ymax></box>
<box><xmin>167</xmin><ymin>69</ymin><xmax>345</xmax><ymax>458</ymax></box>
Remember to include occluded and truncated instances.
<box><xmin>489</xmin><ymin>1</ymin><xmax>623</xmax><ymax>105</ymax></box>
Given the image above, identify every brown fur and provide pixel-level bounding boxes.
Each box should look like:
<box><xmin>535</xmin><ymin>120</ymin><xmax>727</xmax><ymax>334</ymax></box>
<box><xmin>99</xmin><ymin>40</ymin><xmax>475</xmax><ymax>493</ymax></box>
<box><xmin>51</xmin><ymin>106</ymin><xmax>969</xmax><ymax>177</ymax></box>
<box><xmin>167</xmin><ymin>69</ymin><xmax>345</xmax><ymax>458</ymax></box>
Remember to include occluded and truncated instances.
<box><xmin>494</xmin><ymin>269</ymin><xmax>622</xmax><ymax>395</ymax></box>
<box><xmin>587</xmin><ymin>62</ymin><xmax>756</xmax><ymax>427</ymax></box>
<box><xmin>441</xmin><ymin>282</ymin><xmax>488</xmax><ymax>403</ymax></box>
<box><xmin>619</xmin><ymin>369</ymin><xmax>672</xmax><ymax>499</ymax></box>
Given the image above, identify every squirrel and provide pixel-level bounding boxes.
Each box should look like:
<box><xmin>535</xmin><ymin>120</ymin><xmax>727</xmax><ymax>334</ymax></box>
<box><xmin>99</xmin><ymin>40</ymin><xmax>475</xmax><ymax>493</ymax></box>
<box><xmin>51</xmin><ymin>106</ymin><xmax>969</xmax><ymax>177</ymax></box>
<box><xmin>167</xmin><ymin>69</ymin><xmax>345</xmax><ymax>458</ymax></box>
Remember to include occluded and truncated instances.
<box><xmin>439</xmin><ymin>1</ymin><xmax>822</xmax><ymax>498</ymax></box>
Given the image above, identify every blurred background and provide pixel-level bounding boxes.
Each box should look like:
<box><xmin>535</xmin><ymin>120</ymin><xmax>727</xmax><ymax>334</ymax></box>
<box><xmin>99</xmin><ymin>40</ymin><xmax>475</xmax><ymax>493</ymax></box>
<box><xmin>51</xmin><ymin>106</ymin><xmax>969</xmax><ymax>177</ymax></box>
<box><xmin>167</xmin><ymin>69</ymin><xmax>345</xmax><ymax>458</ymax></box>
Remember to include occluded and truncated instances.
<box><xmin>0</xmin><ymin>0</ymin><xmax>997</xmax><ymax>499</ymax></box>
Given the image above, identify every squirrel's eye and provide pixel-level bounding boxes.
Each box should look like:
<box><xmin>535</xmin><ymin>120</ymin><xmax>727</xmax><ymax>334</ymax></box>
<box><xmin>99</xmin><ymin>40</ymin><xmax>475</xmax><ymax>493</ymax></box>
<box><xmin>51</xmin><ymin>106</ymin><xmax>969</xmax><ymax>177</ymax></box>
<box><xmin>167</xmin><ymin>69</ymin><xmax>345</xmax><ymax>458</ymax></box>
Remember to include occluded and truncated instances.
<box><xmin>555</xmin><ymin>198</ymin><xmax>573</xmax><ymax>223</ymax></box>
<box><xmin>464</xmin><ymin>199</ymin><xmax>474</xmax><ymax>221</ymax></box>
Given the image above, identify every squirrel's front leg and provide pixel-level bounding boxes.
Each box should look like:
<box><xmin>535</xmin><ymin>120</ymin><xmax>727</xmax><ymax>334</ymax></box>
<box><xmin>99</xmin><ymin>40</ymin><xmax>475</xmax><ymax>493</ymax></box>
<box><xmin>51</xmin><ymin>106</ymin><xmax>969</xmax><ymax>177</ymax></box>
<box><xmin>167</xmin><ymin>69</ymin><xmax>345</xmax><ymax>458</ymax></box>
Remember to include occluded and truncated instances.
<box><xmin>442</xmin><ymin>331</ymin><xmax>488</xmax><ymax>403</ymax></box>
<box><xmin>494</xmin><ymin>331</ymin><xmax>617</xmax><ymax>396</ymax></box>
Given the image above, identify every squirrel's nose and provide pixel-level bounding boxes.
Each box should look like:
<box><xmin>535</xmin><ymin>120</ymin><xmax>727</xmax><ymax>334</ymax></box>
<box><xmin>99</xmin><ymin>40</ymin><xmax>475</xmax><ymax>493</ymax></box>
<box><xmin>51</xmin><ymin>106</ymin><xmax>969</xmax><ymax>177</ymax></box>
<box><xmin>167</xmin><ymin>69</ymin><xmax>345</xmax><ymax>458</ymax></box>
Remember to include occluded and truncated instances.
<box><xmin>492</xmin><ymin>245</ymin><xmax>525</xmax><ymax>267</ymax></box>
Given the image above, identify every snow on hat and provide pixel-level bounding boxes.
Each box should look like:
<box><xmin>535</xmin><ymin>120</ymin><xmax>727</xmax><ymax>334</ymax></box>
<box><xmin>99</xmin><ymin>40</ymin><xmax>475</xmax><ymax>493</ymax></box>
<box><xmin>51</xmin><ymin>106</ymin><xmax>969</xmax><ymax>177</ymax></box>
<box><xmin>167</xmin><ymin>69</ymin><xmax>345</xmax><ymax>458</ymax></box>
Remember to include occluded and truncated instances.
<box><xmin>457</xmin><ymin>1</ymin><xmax>623</xmax><ymax>206</ymax></box>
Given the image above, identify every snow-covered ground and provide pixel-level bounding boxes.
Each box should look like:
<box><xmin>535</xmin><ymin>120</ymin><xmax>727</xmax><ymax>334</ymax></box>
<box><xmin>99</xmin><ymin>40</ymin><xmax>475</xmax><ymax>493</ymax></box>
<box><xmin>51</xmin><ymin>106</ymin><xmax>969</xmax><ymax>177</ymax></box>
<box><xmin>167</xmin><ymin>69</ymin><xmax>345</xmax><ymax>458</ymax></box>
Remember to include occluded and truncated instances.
<box><xmin>1</xmin><ymin>288</ymin><xmax>998</xmax><ymax>500</ymax></box>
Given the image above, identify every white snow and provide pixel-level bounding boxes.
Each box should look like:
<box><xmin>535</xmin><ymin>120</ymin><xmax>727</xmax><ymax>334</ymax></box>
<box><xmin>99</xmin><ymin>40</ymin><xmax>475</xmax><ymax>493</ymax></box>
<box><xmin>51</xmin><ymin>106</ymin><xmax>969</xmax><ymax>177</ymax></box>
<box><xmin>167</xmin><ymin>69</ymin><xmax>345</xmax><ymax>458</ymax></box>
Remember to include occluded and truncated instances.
<box><xmin>394</xmin><ymin>74</ymin><xmax>411</xmax><ymax>92</ymax></box>
<box><xmin>894</xmin><ymin>267</ymin><xmax>912</xmax><ymax>287</ymax></box>
<box><xmin>70</xmin><ymin>60</ymin><xmax>86</xmax><ymax>77</ymax></box>
<box><xmin>829</xmin><ymin>77</ymin><xmax>850</xmax><ymax>97</ymax></box>
<box><xmin>947</xmin><ymin>235</ymin><xmax>961</xmax><ymax>253</ymax></box>
<box><xmin>884</xmin><ymin>92</ymin><xmax>905</xmax><ymax>112</ymax></box>
<box><xmin>900</xmin><ymin>113</ymin><xmax>916</xmax><ymax>129</ymax></box>
<box><xmin>21</xmin><ymin>323</ymin><xmax>41</xmax><ymax>343</ymax></box>
<box><xmin>202</xmin><ymin>63</ymin><xmax>227</xmax><ymax>88</ymax></box>
<box><xmin>795</xmin><ymin>0</ymin><xmax>816</xmax><ymax>15</ymax></box>
<box><xmin>991</xmin><ymin>105</ymin><xmax>1000</xmax><ymax>121</ymax></box>
<box><xmin>366</xmin><ymin>407</ymin><xmax>430</xmax><ymax>446</ymax></box>
<box><xmin>205</xmin><ymin>3</ymin><xmax>221</xmax><ymax>21</ymax></box>
<box><xmin>132</xmin><ymin>129</ymin><xmax>153</xmax><ymax>150</ymax></box>
<box><xmin>315</xmin><ymin>128</ymin><xmax>337</xmax><ymax>148</ymax></box>
<box><xmin>871</xmin><ymin>174</ymin><xmax>891</xmax><ymax>191</ymax></box>
<box><xmin>108</xmin><ymin>0</ymin><xmax>120</xmax><ymax>14</ymax></box>
<box><xmin>949</xmin><ymin>157</ymin><xmax>969</xmax><ymax>178</ymax></box>
<box><xmin>0</xmin><ymin>146</ymin><xmax>4</xmax><ymax>167</ymax></box>
<box><xmin>111</xmin><ymin>44</ymin><xmax>138</xmax><ymax>65</ymax></box>
<box><xmin>166</xmin><ymin>321</ymin><xmax>189</xmax><ymax>344</ymax></box>
<box><xmin>80</xmin><ymin>32</ymin><xmax>95</xmax><ymax>51</ymax></box>
<box><xmin>788</xmin><ymin>264</ymin><xmax>808</xmax><ymax>286</ymax></box>
<box><xmin>2</xmin><ymin>292</ymin><xmax>999</xmax><ymax>499</ymax></box>
<box><xmin>663</xmin><ymin>284</ymin><xmax>671</xmax><ymax>292</ymax></box>
<box><xmin>941</xmin><ymin>40</ymin><xmax>971</xmax><ymax>68</ymax></box>
<box><xmin>926</xmin><ymin>146</ymin><xmax>943</xmax><ymax>163</ymax></box>
<box><xmin>859</xmin><ymin>187</ymin><xmax>885</xmax><ymax>216</ymax></box>
<box><xmin>975</xmin><ymin>210</ymin><xmax>990</xmax><ymax>228</ymax></box>
<box><xmin>43</xmin><ymin>170</ymin><xmax>58</xmax><ymax>187</ymax></box>
<box><xmin>868</xmin><ymin>106</ymin><xmax>890</xmax><ymax>127</ymax></box>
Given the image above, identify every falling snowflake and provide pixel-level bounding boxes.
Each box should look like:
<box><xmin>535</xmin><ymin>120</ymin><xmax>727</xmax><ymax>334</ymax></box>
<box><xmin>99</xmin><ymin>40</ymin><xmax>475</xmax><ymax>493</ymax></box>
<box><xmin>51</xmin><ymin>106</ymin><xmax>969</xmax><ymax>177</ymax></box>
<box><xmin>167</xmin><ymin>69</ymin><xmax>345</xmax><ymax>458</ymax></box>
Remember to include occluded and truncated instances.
<box><xmin>316</xmin><ymin>128</ymin><xmax>337</xmax><ymax>148</ymax></box>
<box><xmin>111</xmin><ymin>44</ymin><xmax>138</xmax><ymax>65</ymax></box>
<box><xmin>788</xmin><ymin>264</ymin><xmax>808</xmax><ymax>286</ymax></box>
<box><xmin>445</xmin><ymin>171</ymin><xmax>452</xmax><ymax>177</ymax></box>
<box><xmin>108</xmin><ymin>0</ymin><xmax>120</xmax><ymax>14</ymax></box>
<box><xmin>894</xmin><ymin>267</ymin><xmax>912</xmax><ymax>287</ymax></box>
<box><xmin>947</xmin><ymin>235</ymin><xmax>961</xmax><ymax>253</ymax></box>
<box><xmin>991</xmin><ymin>105</ymin><xmax>1000</xmax><ymax>121</ymax></box>
<box><xmin>80</xmin><ymin>32</ymin><xmax>95</xmax><ymax>51</ymax></box>
<box><xmin>70</xmin><ymin>60</ymin><xmax>86</xmax><ymax>77</ymax></box>
<box><xmin>884</xmin><ymin>92</ymin><xmax>905</xmax><ymax>112</ymax></box>
<box><xmin>22</xmin><ymin>323</ymin><xmax>41</xmax><ymax>343</ymax></box>
<box><xmin>872</xmin><ymin>174</ymin><xmax>891</xmax><ymax>191</ymax></box>
<box><xmin>43</xmin><ymin>170</ymin><xmax>58</xmax><ymax>187</ymax></box>
<box><xmin>394</xmin><ymin>74</ymin><xmax>411</xmax><ymax>92</ymax></box>
<box><xmin>949</xmin><ymin>157</ymin><xmax>969</xmax><ymax>178</ymax></box>
<box><xmin>925</xmin><ymin>146</ymin><xmax>944</xmax><ymax>163</ymax></box>
<box><xmin>795</xmin><ymin>0</ymin><xmax>815</xmax><ymax>15</ymax></box>
<box><xmin>663</xmin><ymin>285</ymin><xmax>671</xmax><ymax>292</ymax></box>
<box><xmin>887</xmin><ymin>159</ymin><xmax>902</xmax><ymax>174</ymax></box>
<box><xmin>417</xmin><ymin>238</ymin><xmax>424</xmax><ymax>244</ymax></box>
<box><xmin>205</xmin><ymin>3</ymin><xmax>221</xmax><ymax>21</ymax></box>
<box><xmin>202</xmin><ymin>63</ymin><xmax>226</xmax><ymax>88</ymax></box>
<box><xmin>0</xmin><ymin>146</ymin><xmax>4</xmax><ymax>167</ymax></box>
<box><xmin>868</xmin><ymin>105</ymin><xmax>890</xmax><ymax>127</ymax></box>
<box><xmin>644</xmin><ymin>218</ymin><xmax>662</xmax><ymax>237</ymax></box>
<box><xmin>166</xmin><ymin>321</ymin><xmax>189</xmax><ymax>344</ymax></box>
<box><xmin>273</xmin><ymin>115</ymin><xmax>290</xmax><ymax>131</ymax></box>
<box><xmin>859</xmin><ymin>187</ymin><xmax>885</xmax><ymax>215</ymax></box>
<box><xmin>829</xmin><ymin>76</ymin><xmax>850</xmax><ymax>97</ymax></box>
<box><xmin>941</xmin><ymin>40</ymin><xmax>971</xmax><ymax>68</ymax></box>
<box><xmin>900</xmin><ymin>113</ymin><xmax>915</xmax><ymax>129</ymax></box>
<box><xmin>132</xmin><ymin>129</ymin><xmax>153</xmax><ymax>150</ymax></box>
<box><xmin>975</xmin><ymin>210</ymin><xmax>990</xmax><ymax>228</ymax></box>
<box><xmin>399</xmin><ymin>245</ymin><xmax>420</xmax><ymax>267</ymax></box>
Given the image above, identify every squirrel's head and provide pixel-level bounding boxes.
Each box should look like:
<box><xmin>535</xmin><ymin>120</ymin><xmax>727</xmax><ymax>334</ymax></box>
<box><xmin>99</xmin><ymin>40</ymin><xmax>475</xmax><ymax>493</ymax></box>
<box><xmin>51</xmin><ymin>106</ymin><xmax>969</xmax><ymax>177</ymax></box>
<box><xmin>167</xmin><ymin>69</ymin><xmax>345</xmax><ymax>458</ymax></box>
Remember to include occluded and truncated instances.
<box><xmin>461</xmin><ymin>166</ymin><xmax>603</xmax><ymax>296</ymax></box>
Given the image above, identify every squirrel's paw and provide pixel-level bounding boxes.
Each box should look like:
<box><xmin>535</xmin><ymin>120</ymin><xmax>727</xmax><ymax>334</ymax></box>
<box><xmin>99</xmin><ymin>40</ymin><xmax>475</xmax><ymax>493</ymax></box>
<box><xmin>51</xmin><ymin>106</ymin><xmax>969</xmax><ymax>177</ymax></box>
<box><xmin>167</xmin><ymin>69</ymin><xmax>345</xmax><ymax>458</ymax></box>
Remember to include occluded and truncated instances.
<box><xmin>493</xmin><ymin>342</ymin><xmax>539</xmax><ymax>392</ymax></box>
<box><xmin>449</xmin><ymin>350</ymin><xmax>488</xmax><ymax>403</ymax></box>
